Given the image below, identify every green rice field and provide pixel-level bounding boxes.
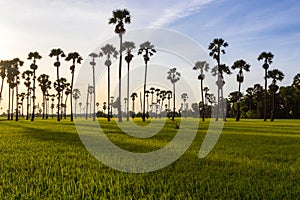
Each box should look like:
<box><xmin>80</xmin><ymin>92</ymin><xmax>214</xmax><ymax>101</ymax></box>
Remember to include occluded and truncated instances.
<box><xmin>0</xmin><ymin>118</ymin><xmax>300</xmax><ymax>199</ymax></box>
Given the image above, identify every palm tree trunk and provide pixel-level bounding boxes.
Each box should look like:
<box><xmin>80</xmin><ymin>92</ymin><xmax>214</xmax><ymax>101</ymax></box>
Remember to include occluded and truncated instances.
<box><xmin>107</xmin><ymin>66</ymin><xmax>110</xmax><ymax>122</ymax></box>
<box><xmin>86</xmin><ymin>85</ymin><xmax>89</xmax><ymax>120</ymax></box>
<box><xmin>26</xmin><ymin>88</ymin><xmax>29</xmax><ymax>120</ymax></box>
<box><xmin>75</xmin><ymin>99</ymin><xmax>77</xmax><ymax>119</ymax></box>
<box><xmin>236</xmin><ymin>82</ymin><xmax>241</xmax><ymax>121</ymax></box>
<box><xmin>127</xmin><ymin>63</ymin><xmax>130</xmax><ymax>121</ymax></box>
<box><xmin>42</xmin><ymin>94</ymin><xmax>45</xmax><ymax>119</ymax></box>
<box><xmin>31</xmin><ymin>70</ymin><xmax>36</xmax><ymax>121</ymax></box>
<box><xmin>221</xmin><ymin>86</ymin><xmax>226</xmax><ymax>121</ymax></box>
<box><xmin>57</xmin><ymin>65</ymin><xmax>60</xmax><ymax>122</ymax></box>
<box><xmin>264</xmin><ymin>69</ymin><xmax>267</xmax><ymax>121</ymax></box>
<box><xmin>118</xmin><ymin>34</ymin><xmax>123</xmax><ymax>122</ymax></box>
<box><xmin>7</xmin><ymin>87</ymin><xmax>10</xmax><ymax>120</ymax></box>
<box><xmin>142</xmin><ymin>62</ymin><xmax>148</xmax><ymax>121</ymax></box>
<box><xmin>201</xmin><ymin>79</ymin><xmax>205</xmax><ymax>121</ymax></box>
<box><xmin>172</xmin><ymin>83</ymin><xmax>176</xmax><ymax>121</ymax></box>
<box><xmin>11</xmin><ymin>87</ymin><xmax>14</xmax><ymax>120</ymax></box>
<box><xmin>132</xmin><ymin>100</ymin><xmax>135</xmax><ymax>119</ymax></box>
<box><xmin>16</xmin><ymin>85</ymin><xmax>19</xmax><ymax>121</ymax></box>
<box><xmin>70</xmin><ymin>72</ymin><xmax>74</xmax><ymax>122</ymax></box>
<box><xmin>216</xmin><ymin>87</ymin><xmax>220</xmax><ymax>121</ymax></box>
<box><xmin>92</xmin><ymin>66</ymin><xmax>96</xmax><ymax>121</ymax></box>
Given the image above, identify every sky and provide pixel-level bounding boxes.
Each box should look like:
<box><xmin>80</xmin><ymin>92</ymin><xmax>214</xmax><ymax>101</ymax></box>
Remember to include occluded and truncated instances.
<box><xmin>0</xmin><ymin>0</ymin><xmax>300</xmax><ymax>113</ymax></box>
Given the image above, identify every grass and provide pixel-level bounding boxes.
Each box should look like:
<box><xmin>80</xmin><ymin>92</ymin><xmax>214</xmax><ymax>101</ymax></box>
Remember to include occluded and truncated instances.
<box><xmin>0</xmin><ymin>117</ymin><xmax>300</xmax><ymax>199</ymax></box>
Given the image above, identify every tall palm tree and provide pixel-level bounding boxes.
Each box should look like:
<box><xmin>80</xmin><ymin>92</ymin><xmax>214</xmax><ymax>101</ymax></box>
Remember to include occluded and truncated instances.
<box><xmin>109</xmin><ymin>9</ymin><xmax>131</xmax><ymax>123</ymax></box>
<box><xmin>37</xmin><ymin>74</ymin><xmax>51</xmax><ymax>119</ymax></box>
<box><xmin>123</xmin><ymin>41</ymin><xmax>136</xmax><ymax>121</ymax></box>
<box><xmin>89</xmin><ymin>52</ymin><xmax>99</xmax><ymax>121</ymax></box>
<box><xmin>167</xmin><ymin>67</ymin><xmax>181</xmax><ymax>121</ymax></box>
<box><xmin>211</xmin><ymin>64</ymin><xmax>231</xmax><ymax>121</ymax></box>
<box><xmin>73</xmin><ymin>88</ymin><xmax>81</xmax><ymax>119</ymax></box>
<box><xmin>49</xmin><ymin>48</ymin><xmax>66</xmax><ymax>121</ymax></box>
<box><xmin>258</xmin><ymin>51</ymin><xmax>274</xmax><ymax>121</ymax></box>
<box><xmin>208</xmin><ymin>38</ymin><xmax>229</xmax><ymax>121</ymax></box>
<box><xmin>88</xmin><ymin>85</ymin><xmax>94</xmax><ymax>118</ymax></box>
<box><xmin>138</xmin><ymin>41</ymin><xmax>156</xmax><ymax>121</ymax></box>
<box><xmin>65</xmin><ymin>52</ymin><xmax>82</xmax><ymax>121</ymax></box>
<box><xmin>27</xmin><ymin>52</ymin><xmax>42</xmax><ymax>121</ymax></box>
<box><xmin>7</xmin><ymin>59</ymin><xmax>23</xmax><ymax>120</ymax></box>
<box><xmin>231</xmin><ymin>59</ymin><xmax>250</xmax><ymax>121</ymax></box>
<box><xmin>99</xmin><ymin>44</ymin><xmax>118</xmax><ymax>122</ymax></box>
<box><xmin>193</xmin><ymin>61</ymin><xmax>209</xmax><ymax>121</ymax></box>
<box><xmin>130</xmin><ymin>92</ymin><xmax>138</xmax><ymax>118</ymax></box>
<box><xmin>267</xmin><ymin>69</ymin><xmax>284</xmax><ymax>121</ymax></box>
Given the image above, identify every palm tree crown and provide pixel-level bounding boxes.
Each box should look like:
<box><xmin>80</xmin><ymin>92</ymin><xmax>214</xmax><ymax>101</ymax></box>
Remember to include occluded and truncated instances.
<box><xmin>108</xmin><ymin>9</ymin><xmax>131</xmax><ymax>34</ymax></box>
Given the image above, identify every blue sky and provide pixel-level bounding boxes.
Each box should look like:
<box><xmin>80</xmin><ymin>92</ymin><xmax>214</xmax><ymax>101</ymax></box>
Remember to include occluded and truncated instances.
<box><xmin>0</xmin><ymin>0</ymin><xmax>299</xmax><ymax>112</ymax></box>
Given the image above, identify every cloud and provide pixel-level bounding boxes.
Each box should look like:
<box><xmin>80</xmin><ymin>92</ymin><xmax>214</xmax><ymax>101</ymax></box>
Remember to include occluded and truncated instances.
<box><xmin>151</xmin><ymin>0</ymin><xmax>215</xmax><ymax>27</ymax></box>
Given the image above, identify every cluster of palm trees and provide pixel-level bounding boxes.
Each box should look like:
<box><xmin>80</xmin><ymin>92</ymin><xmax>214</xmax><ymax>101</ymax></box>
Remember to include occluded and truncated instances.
<box><xmin>1</xmin><ymin>8</ymin><xmax>299</xmax><ymax>122</ymax></box>
<box><xmin>0</xmin><ymin>50</ymin><xmax>82</xmax><ymax>122</ymax></box>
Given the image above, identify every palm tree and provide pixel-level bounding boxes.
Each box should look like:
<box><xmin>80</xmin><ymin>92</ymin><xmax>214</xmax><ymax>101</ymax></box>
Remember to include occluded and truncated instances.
<box><xmin>53</xmin><ymin>77</ymin><xmax>68</xmax><ymax>120</ymax></box>
<box><xmin>203</xmin><ymin>87</ymin><xmax>209</xmax><ymax>105</ymax></box>
<box><xmin>27</xmin><ymin>52</ymin><xmax>42</xmax><ymax>121</ymax></box>
<box><xmin>89</xmin><ymin>52</ymin><xmax>99</xmax><ymax>121</ymax></box>
<box><xmin>73</xmin><ymin>88</ymin><xmax>81</xmax><ymax>119</ymax></box>
<box><xmin>99</xmin><ymin>44</ymin><xmax>118</xmax><ymax>122</ymax></box>
<box><xmin>123</xmin><ymin>41</ymin><xmax>136</xmax><ymax>121</ymax></box>
<box><xmin>130</xmin><ymin>92</ymin><xmax>138</xmax><ymax>118</ymax></box>
<box><xmin>96</xmin><ymin>102</ymin><xmax>100</xmax><ymax>113</ymax></box>
<box><xmin>145</xmin><ymin>90</ymin><xmax>150</xmax><ymax>117</ymax></box>
<box><xmin>211</xmin><ymin>64</ymin><xmax>231</xmax><ymax>121</ymax></box>
<box><xmin>166</xmin><ymin>90</ymin><xmax>172</xmax><ymax>112</ymax></box>
<box><xmin>193</xmin><ymin>61</ymin><xmax>209</xmax><ymax>121</ymax></box>
<box><xmin>208</xmin><ymin>38</ymin><xmax>229</xmax><ymax>121</ymax></box>
<box><xmin>181</xmin><ymin>93</ymin><xmax>188</xmax><ymax>118</ymax></box>
<box><xmin>79</xmin><ymin>102</ymin><xmax>82</xmax><ymax>117</ymax></box>
<box><xmin>253</xmin><ymin>83</ymin><xmax>263</xmax><ymax>118</ymax></box>
<box><xmin>18</xmin><ymin>92</ymin><xmax>26</xmax><ymax>117</ymax></box>
<box><xmin>64</xmin><ymin>86</ymin><xmax>72</xmax><ymax>119</ymax></box>
<box><xmin>109</xmin><ymin>9</ymin><xmax>131</xmax><ymax>123</ymax></box>
<box><xmin>65</xmin><ymin>52</ymin><xmax>82</xmax><ymax>121</ymax></box>
<box><xmin>37</xmin><ymin>74</ymin><xmax>51</xmax><ymax>119</ymax></box>
<box><xmin>49</xmin><ymin>48</ymin><xmax>66</xmax><ymax>121</ymax></box>
<box><xmin>22</xmin><ymin>70</ymin><xmax>33</xmax><ymax>120</ymax></box>
<box><xmin>167</xmin><ymin>67</ymin><xmax>181</xmax><ymax>121</ymax></box>
<box><xmin>138</xmin><ymin>41</ymin><xmax>156</xmax><ymax>121</ymax></box>
<box><xmin>231</xmin><ymin>59</ymin><xmax>251</xmax><ymax>121</ymax></box>
<box><xmin>258</xmin><ymin>51</ymin><xmax>274</xmax><ymax>121</ymax></box>
<box><xmin>50</xmin><ymin>94</ymin><xmax>55</xmax><ymax>118</ymax></box>
<box><xmin>7</xmin><ymin>59</ymin><xmax>23</xmax><ymax>120</ymax></box>
<box><xmin>88</xmin><ymin>85</ymin><xmax>94</xmax><ymax>118</ymax></box>
<box><xmin>102</xmin><ymin>102</ymin><xmax>107</xmax><ymax>116</ymax></box>
<box><xmin>267</xmin><ymin>69</ymin><xmax>284</xmax><ymax>121</ymax></box>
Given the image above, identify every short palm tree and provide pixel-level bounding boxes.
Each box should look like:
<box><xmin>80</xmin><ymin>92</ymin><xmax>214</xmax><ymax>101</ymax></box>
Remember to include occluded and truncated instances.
<box><xmin>49</xmin><ymin>48</ymin><xmax>66</xmax><ymax>121</ymax></box>
<box><xmin>99</xmin><ymin>44</ymin><xmax>118</xmax><ymax>122</ymax></box>
<box><xmin>28</xmin><ymin>52</ymin><xmax>42</xmax><ymax>121</ymax></box>
<box><xmin>181</xmin><ymin>93</ymin><xmax>188</xmax><ymax>118</ymax></box>
<box><xmin>65</xmin><ymin>52</ymin><xmax>82</xmax><ymax>121</ymax></box>
<box><xmin>193</xmin><ymin>61</ymin><xmax>209</xmax><ymax>121</ymax></box>
<box><xmin>22</xmin><ymin>70</ymin><xmax>33</xmax><ymax>120</ymax></box>
<box><xmin>267</xmin><ymin>69</ymin><xmax>284</xmax><ymax>121</ymax></box>
<box><xmin>130</xmin><ymin>92</ymin><xmax>138</xmax><ymax>118</ymax></box>
<box><xmin>78</xmin><ymin>102</ymin><xmax>82</xmax><ymax>116</ymax></box>
<box><xmin>72</xmin><ymin>88</ymin><xmax>81</xmax><ymax>119</ymax></box>
<box><xmin>109</xmin><ymin>8</ymin><xmax>131</xmax><ymax>123</ymax></box>
<box><xmin>231</xmin><ymin>59</ymin><xmax>250</xmax><ymax>121</ymax></box>
<box><xmin>102</xmin><ymin>102</ymin><xmax>107</xmax><ymax>116</ymax></box>
<box><xmin>208</xmin><ymin>38</ymin><xmax>229</xmax><ymax>121</ymax></box>
<box><xmin>138</xmin><ymin>41</ymin><xmax>156</xmax><ymax>121</ymax></box>
<box><xmin>89</xmin><ymin>52</ymin><xmax>99</xmax><ymax>121</ymax></box>
<box><xmin>0</xmin><ymin>60</ymin><xmax>9</xmax><ymax>104</ymax></box>
<box><xmin>37</xmin><ymin>74</ymin><xmax>51</xmax><ymax>119</ymax></box>
<box><xmin>253</xmin><ymin>83</ymin><xmax>263</xmax><ymax>118</ymax></box>
<box><xmin>18</xmin><ymin>92</ymin><xmax>26</xmax><ymax>117</ymax></box>
<box><xmin>167</xmin><ymin>67</ymin><xmax>181</xmax><ymax>121</ymax></box>
<box><xmin>258</xmin><ymin>51</ymin><xmax>274</xmax><ymax>121</ymax></box>
<box><xmin>122</xmin><ymin>41</ymin><xmax>136</xmax><ymax>121</ymax></box>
